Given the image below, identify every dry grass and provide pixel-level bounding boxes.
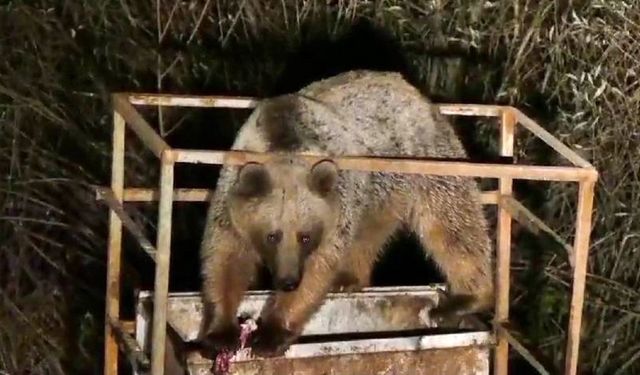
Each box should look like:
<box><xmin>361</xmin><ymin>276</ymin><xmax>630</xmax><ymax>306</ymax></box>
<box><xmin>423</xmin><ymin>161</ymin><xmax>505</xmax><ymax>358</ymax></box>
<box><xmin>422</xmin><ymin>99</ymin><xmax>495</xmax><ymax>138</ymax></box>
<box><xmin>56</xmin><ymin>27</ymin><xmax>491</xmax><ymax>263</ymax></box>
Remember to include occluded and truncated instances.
<box><xmin>1</xmin><ymin>0</ymin><xmax>639</xmax><ymax>374</ymax></box>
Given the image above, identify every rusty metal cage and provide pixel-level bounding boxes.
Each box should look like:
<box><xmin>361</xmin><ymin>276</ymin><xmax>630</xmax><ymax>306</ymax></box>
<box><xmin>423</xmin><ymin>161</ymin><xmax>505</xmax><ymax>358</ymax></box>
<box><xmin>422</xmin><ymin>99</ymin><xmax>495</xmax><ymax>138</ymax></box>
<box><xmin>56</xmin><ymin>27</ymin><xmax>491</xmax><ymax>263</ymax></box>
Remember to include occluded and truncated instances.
<box><xmin>96</xmin><ymin>92</ymin><xmax>598</xmax><ymax>375</ymax></box>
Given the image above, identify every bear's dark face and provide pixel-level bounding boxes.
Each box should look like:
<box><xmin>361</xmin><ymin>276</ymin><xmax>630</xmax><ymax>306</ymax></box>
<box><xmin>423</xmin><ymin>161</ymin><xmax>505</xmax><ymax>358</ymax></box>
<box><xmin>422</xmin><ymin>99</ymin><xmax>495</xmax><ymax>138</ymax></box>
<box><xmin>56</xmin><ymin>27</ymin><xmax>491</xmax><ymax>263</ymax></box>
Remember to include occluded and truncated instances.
<box><xmin>228</xmin><ymin>158</ymin><xmax>339</xmax><ymax>292</ymax></box>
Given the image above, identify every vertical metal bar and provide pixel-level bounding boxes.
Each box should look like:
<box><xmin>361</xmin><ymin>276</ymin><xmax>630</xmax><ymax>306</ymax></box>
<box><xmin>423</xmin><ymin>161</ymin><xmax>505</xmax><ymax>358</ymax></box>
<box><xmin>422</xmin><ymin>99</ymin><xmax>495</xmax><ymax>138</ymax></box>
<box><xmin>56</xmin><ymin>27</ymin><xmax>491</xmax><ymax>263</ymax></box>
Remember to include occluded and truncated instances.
<box><xmin>564</xmin><ymin>180</ymin><xmax>596</xmax><ymax>375</ymax></box>
<box><xmin>150</xmin><ymin>156</ymin><xmax>175</xmax><ymax>375</ymax></box>
<box><xmin>494</xmin><ymin>108</ymin><xmax>515</xmax><ymax>375</ymax></box>
<box><xmin>104</xmin><ymin>111</ymin><xmax>125</xmax><ymax>375</ymax></box>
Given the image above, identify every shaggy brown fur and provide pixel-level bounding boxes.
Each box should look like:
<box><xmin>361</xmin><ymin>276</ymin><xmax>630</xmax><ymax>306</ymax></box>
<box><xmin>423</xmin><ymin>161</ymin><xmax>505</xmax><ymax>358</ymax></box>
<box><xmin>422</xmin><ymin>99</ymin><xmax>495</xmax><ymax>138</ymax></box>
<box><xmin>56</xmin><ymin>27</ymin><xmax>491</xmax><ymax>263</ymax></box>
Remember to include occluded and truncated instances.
<box><xmin>196</xmin><ymin>70</ymin><xmax>494</xmax><ymax>358</ymax></box>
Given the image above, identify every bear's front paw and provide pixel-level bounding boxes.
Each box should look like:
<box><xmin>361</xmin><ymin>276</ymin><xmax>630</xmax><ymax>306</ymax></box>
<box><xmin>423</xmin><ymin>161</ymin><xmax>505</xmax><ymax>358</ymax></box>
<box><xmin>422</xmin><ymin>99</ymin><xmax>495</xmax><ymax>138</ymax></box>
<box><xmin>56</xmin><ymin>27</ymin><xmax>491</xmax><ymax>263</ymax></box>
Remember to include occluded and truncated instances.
<box><xmin>250</xmin><ymin>318</ymin><xmax>297</xmax><ymax>358</ymax></box>
<box><xmin>197</xmin><ymin>323</ymin><xmax>241</xmax><ymax>359</ymax></box>
<box><xmin>430</xmin><ymin>292</ymin><xmax>476</xmax><ymax>328</ymax></box>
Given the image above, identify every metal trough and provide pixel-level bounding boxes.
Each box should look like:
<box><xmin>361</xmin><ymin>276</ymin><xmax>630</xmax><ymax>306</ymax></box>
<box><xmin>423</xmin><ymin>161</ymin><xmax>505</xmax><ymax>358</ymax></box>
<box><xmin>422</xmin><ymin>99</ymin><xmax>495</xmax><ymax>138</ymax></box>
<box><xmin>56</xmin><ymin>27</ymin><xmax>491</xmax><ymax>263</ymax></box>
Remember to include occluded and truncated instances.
<box><xmin>134</xmin><ymin>285</ymin><xmax>494</xmax><ymax>375</ymax></box>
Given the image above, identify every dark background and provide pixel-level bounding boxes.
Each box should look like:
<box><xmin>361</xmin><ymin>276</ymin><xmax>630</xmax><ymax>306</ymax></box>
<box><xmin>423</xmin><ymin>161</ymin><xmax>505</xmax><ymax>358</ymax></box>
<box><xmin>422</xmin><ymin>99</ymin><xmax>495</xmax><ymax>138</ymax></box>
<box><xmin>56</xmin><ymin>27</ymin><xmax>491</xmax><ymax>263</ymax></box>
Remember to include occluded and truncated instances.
<box><xmin>1</xmin><ymin>2</ymin><xmax>636</xmax><ymax>375</ymax></box>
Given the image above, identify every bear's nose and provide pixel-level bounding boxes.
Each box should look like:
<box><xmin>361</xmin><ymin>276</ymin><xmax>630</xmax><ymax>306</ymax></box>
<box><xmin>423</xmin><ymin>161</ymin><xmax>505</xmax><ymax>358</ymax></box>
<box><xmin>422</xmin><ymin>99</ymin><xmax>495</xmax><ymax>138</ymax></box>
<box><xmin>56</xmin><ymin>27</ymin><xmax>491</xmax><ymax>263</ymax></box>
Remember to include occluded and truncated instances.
<box><xmin>277</xmin><ymin>277</ymin><xmax>300</xmax><ymax>292</ymax></box>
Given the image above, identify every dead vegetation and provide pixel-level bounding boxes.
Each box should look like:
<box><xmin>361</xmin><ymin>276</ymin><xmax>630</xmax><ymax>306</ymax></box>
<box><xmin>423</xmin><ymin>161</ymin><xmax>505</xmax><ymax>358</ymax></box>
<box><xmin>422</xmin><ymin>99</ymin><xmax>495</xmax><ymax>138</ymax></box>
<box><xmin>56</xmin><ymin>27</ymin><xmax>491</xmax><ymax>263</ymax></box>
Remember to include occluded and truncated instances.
<box><xmin>0</xmin><ymin>1</ymin><xmax>639</xmax><ymax>374</ymax></box>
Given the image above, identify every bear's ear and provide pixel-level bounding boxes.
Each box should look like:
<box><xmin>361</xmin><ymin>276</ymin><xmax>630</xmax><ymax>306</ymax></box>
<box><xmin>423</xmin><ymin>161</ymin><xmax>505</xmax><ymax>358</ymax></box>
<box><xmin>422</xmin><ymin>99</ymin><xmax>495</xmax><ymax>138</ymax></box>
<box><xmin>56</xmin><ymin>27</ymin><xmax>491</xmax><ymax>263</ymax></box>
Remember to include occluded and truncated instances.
<box><xmin>233</xmin><ymin>162</ymin><xmax>272</xmax><ymax>198</ymax></box>
<box><xmin>308</xmin><ymin>159</ymin><xmax>338</xmax><ymax>196</ymax></box>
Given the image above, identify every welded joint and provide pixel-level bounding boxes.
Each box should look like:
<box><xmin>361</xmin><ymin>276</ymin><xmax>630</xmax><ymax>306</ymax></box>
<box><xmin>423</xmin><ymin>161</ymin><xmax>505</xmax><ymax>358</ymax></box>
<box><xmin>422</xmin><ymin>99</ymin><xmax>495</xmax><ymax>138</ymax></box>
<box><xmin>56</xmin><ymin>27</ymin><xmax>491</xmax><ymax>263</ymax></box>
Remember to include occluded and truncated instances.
<box><xmin>161</xmin><ymin>148</ymin><xmax>177</xmax><ymax>164</ymax></box>
<box><xmin>582</xmin><ymin>168</ymin><xmax>599</xmax><ymax>183</ymax></box>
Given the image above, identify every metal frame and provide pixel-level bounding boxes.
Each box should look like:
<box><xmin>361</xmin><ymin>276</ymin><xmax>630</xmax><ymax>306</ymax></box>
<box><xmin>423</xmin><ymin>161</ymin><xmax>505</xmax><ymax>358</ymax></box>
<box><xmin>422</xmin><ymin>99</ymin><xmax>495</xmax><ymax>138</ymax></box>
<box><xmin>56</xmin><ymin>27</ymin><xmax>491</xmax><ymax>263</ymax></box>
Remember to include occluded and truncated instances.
<box><xmin>98</xmin><ymin>92</ymin><xmax>598</xmax><ymax>375</ymax></box>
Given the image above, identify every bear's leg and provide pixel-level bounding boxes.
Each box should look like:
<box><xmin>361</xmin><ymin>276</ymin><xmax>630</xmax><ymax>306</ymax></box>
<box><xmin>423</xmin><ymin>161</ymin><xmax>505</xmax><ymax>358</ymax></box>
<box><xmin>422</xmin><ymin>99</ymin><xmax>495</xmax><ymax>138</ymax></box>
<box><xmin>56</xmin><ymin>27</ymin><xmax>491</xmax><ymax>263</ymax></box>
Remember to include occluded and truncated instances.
<box><xmin>250</xmin><ymin>245</ymin><xmax>343</xmax><ymax>357</ymax></box>
<box><xmin>198</xmin><ymin>224</ymin><xmax>258</xmax><ymax>357</ymax></box>
<box><xmin>334</xmin><ymin>206</ymin><xmax>402</xmax><ymax>293</ymax></box>
<box><xmin>411</xmin><ymin>178</ymin><xmax>494</xmax><ymax>322</ymax></box>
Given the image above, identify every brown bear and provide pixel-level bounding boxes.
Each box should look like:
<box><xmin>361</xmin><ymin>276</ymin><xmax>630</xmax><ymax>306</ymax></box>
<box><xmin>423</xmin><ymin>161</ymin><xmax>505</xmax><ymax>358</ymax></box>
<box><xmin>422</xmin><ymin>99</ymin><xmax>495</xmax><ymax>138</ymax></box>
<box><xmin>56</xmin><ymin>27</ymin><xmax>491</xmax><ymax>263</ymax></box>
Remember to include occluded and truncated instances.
<box><xmin>197</xmin><ymin>70</ymin><xmax>494</xmax><ymax>358</ymax></box>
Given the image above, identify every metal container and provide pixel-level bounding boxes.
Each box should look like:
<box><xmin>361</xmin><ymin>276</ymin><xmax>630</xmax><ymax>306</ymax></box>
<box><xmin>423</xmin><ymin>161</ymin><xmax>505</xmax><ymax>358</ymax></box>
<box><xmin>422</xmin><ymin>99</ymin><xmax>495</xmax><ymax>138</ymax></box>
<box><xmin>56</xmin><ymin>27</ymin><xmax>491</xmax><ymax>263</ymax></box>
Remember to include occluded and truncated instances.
<box><xmin>134</xmin><ymin>285</ymin><xmax>493</xmax><ymax>375</ymax></box>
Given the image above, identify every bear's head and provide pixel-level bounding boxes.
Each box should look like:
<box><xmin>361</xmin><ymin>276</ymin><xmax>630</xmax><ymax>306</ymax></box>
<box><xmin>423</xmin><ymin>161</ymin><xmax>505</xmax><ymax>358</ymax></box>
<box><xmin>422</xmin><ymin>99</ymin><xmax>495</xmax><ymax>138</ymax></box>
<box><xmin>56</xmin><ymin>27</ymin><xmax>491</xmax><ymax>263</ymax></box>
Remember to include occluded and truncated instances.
<box><xmin>227</xmin><ymin>158</ymin><xmax>340</xmax><ymax>292</ymax></box>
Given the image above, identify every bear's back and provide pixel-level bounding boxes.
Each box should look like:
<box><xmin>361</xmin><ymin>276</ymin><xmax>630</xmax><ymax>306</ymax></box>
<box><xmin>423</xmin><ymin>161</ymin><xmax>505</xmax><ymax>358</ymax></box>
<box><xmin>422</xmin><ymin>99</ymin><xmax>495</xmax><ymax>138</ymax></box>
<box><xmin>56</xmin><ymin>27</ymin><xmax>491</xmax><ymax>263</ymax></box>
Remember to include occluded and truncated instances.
<box><xmin>296</xmin><ymin>70</ymin><xmax>441</xmax><ymax>157</ymax></box>
<box><xmin>231</xmin><ymin>70</ymin><xmax>453</xmax><ymax>159</ymax></box>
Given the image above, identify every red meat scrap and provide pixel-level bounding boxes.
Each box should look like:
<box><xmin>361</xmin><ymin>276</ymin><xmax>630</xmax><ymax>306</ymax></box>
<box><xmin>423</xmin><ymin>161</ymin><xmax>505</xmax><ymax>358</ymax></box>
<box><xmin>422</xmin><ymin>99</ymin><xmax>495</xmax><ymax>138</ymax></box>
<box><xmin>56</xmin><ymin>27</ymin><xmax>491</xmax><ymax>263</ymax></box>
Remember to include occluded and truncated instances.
<box><xmin>213</xmin><ymin>319</ymin><xmax>258</xmax><ymax>375</ymax></box>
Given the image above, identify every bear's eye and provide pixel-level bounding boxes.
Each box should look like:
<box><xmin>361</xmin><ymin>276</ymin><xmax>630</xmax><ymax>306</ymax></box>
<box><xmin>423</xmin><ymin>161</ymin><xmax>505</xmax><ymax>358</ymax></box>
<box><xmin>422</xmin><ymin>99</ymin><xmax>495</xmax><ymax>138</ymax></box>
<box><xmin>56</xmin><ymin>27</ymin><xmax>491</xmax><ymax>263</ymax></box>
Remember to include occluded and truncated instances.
<box><xmin>266</xmin><ymin>230</ymin><xmax>282</xmax><ymax>244</ymax></box>
<box><xmin>298</xmin><ymin>233</ymin><xmax>311</xmax><ymax>245</ymax></box>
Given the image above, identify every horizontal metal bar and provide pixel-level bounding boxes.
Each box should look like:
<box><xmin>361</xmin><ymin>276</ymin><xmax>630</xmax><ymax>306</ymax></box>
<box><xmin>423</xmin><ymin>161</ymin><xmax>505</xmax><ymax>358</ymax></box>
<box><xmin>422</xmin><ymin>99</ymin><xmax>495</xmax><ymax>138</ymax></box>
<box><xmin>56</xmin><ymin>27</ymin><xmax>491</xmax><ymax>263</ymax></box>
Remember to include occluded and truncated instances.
<box><xmin>108</xmin><ymin>317</ymin><xmax>150</xmax><ymax>372</ymax></box>
<box><xmin>514</xmin><ymin>108</ymin><xmax>596</xmax><ymax>170</ymax></box>
<box><xmin>186</xmin><ymin>331</ymin><xmax>494</xmax><ymax>365</ymax></box>
<box><xmin>109</xmin><ymin>187</ymin><xmax>498</xmax><ymax>204</ymax></box>
<box><xmin>290</xmin><ymin>331</ymin><xmax>494</xmax><ymax>359</ymax></box>
<box><xmin>438</xmin><ymin>104</ymin><xmax>504</xmax><ymax>117</ymax></box>
<box><xmin>496</xmin><ymin>323</ymin><xmax>550</xmax><ymax>375</ymax></box>
<box><xmin>112</xmin><ymin>94</ymin><xmax>171</xmax><ymax>158</ymax></box>
<box><xmin>127</xmin><ymin>93</ymin><xmax>258</xmax><ymax>108</ymax></box>
<box><xmin>123</xmin><ymin>92</ymin><xmax>504</xmax><ymax>117</ymax></box>
<box><xmin>122</xmin><ymin>188</ymin><xmax>211</xmax><ymax>202</ymax></box>
<box><xmin>168</xmin><ymin>149</ymin><xmax>593</xmax><ymax>182</ymax></box>
<box><xmin>95</xmin><ymin>187</ymin><xmax>157</xmax><ymax>262</ymax></box>
<box><xmin>500</xmin><ymin>195</ymin><xmax>575</xmax><ymax>268</ymax></box>
<box><xmin>480</xmin><ymin>190</ymin><xmax>499</xmax><ymax>204</ymax></box>
<box><xmin>138</xmin><ymin>285</ymin><xmax>448</xmax><ymax>300</ymax></box>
